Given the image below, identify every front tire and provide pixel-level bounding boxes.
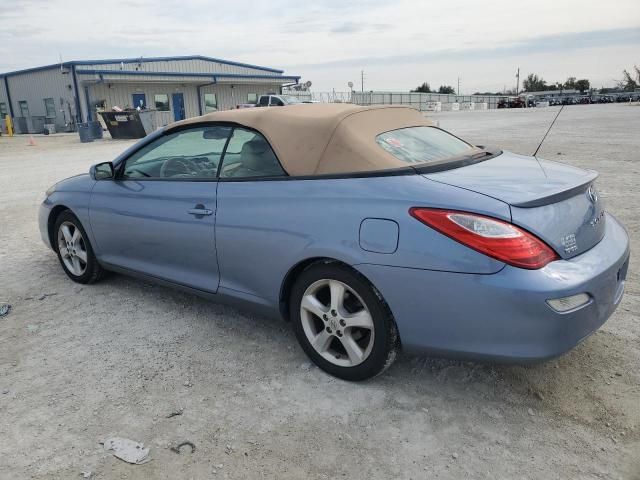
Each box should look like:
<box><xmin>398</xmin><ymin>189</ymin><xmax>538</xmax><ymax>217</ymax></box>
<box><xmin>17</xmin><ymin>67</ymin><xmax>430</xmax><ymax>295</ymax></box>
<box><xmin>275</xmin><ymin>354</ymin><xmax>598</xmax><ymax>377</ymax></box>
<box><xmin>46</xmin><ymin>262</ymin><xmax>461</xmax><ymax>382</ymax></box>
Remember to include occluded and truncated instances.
<box><xmin>290</xmin><ymin>263</ymin><xmax>399</xmax><ymax>381</ymax></box>
<box><xmin>54</xmin><ymin>211</ymin><xmax>104</xmax><ymax>284</ymax></box>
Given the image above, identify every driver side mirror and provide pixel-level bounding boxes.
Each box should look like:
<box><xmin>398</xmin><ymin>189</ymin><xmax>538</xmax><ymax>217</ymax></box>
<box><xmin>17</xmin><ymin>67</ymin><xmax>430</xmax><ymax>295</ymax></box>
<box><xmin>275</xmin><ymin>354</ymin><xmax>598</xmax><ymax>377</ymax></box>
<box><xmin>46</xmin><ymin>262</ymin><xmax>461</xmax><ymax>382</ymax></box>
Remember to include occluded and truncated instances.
<box><xmin>91</xmin><ymin>161</ymin><xmax>114</xmax><ymax>180</ymax></box>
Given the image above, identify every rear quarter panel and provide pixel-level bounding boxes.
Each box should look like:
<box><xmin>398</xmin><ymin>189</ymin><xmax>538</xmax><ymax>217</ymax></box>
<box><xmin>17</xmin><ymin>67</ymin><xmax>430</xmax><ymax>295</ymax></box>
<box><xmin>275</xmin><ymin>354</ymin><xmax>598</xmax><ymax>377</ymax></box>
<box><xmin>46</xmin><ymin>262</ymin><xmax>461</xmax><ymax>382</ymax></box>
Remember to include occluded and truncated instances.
<box><xmin>216</xmin><ymin>174</ymin><xmax>511</xmax><ymax>306</ymax></box>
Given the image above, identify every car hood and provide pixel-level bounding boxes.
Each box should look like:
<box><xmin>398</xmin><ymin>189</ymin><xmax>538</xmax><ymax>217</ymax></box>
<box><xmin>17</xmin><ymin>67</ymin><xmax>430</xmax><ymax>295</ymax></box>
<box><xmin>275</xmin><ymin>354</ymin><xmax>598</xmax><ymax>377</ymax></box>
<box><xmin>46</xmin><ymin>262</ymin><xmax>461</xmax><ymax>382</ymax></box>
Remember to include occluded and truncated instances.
<box><xmin>50</xmin><ymin>173</ymin><xmax>94</xmax><ymax>193</ymax></box>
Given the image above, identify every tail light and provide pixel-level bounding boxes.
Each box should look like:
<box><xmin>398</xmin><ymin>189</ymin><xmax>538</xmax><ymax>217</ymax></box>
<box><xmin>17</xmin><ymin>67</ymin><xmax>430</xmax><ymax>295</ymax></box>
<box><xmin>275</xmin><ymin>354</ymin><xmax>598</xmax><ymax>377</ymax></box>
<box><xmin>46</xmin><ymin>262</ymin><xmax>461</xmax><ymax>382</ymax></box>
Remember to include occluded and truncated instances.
<box><xmin>409</xmin><ymin>208</ymin><xmax>559</xmax><ymax>269</ymax></box>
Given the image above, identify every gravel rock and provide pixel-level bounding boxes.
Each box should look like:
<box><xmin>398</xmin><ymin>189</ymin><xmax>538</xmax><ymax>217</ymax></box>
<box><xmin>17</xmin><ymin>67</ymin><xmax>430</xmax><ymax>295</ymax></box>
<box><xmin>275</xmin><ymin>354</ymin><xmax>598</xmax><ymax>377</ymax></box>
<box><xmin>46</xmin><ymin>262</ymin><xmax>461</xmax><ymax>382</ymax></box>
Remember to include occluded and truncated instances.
<box><xmin>0</xmin><ymin>303</ymin><xmax>11</xmax><ymax>317</ymax></box>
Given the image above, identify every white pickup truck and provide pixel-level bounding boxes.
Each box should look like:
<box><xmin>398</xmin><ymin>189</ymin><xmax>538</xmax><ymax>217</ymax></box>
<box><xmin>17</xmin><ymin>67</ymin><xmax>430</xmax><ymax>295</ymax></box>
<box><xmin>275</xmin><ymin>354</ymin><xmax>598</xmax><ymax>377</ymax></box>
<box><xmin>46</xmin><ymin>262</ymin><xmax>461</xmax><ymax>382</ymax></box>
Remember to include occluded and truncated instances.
<box><xmin>256</xmin><ymin>94</ymin><xmax>303</xmax><ymax>107</ymax></box>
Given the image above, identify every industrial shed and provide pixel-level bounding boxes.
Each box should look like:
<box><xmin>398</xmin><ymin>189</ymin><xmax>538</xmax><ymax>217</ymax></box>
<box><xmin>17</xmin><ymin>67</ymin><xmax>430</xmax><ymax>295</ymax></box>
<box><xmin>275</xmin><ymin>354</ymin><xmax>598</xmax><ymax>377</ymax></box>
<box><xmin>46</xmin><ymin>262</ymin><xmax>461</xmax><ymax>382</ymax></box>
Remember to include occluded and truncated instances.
<box><xmin>0</xmin><ymin>55</ymin><xmax>300</xmax><ymax>134</ymax></box>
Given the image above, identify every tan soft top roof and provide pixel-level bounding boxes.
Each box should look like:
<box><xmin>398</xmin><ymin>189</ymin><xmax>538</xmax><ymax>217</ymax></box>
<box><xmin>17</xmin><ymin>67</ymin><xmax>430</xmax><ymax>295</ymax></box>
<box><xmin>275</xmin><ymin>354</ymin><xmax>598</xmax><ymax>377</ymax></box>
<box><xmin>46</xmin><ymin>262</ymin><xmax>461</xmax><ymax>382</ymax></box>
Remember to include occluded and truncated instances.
<box><xmin>168</xmin><ymin>104</ymin><xmax>434</xmax><ymax>176</ymax></box>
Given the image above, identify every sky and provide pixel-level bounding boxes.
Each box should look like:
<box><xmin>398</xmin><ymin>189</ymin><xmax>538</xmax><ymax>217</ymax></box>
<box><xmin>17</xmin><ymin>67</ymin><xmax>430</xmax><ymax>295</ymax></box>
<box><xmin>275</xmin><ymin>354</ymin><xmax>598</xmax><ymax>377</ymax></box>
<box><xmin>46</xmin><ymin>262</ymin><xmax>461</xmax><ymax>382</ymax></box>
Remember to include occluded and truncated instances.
<box><xmin>1</xmin><ymin>0</ymin><xmax>639</xmax><ymax>93</ymax></box>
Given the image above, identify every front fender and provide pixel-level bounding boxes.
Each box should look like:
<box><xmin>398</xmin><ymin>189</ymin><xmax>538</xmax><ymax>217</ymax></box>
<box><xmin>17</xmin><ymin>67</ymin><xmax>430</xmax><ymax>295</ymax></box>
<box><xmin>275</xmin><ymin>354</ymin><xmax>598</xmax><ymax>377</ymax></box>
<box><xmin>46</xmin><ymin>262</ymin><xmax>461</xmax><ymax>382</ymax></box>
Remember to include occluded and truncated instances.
<box><xmin>40</xmin><ymin>174</ymin><xmax>97</xmax><ymax>252</ymax></box>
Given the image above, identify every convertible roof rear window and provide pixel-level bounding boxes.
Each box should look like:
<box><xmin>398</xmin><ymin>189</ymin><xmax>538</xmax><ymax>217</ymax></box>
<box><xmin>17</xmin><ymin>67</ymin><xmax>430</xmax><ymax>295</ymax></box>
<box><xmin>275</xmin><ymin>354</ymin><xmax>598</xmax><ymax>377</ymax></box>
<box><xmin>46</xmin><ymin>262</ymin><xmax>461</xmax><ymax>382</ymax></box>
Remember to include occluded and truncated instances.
<box><xmin>376</xmin><ymin>126</ymin><xmax>474</xmax><ymax>164</ymax></box>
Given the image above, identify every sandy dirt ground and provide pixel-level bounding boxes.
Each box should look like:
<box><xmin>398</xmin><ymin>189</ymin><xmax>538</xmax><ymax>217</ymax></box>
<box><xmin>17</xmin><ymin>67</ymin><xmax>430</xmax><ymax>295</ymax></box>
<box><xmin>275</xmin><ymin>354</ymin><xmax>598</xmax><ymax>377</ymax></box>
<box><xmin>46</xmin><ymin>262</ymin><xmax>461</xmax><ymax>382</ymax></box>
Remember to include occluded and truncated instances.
<box><xmin>0</xmin><ymin>104</ymin><xmax>638</xmax><ymax>479</ymax></box>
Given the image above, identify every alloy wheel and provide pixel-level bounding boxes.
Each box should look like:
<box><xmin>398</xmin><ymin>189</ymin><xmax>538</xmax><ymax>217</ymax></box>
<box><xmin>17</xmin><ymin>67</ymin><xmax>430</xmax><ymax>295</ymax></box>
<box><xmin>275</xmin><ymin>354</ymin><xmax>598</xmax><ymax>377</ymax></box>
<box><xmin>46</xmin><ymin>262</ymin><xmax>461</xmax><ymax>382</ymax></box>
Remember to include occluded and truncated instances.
<box><xmin>57</xmin><ymin>221</ymin><xmax>88</xmax><ymax>277</ymax></box>
<box><xmin>299</xmin><ymin>279</ymin><xmax>375</xmax><ymax>367</ymax></box>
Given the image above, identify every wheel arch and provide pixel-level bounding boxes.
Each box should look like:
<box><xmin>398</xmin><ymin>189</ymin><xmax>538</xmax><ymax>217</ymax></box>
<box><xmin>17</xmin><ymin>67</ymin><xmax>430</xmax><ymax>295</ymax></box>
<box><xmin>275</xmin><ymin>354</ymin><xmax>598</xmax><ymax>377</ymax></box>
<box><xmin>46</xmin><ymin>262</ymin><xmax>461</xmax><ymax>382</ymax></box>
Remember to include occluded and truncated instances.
<box><xmin>47</xmin><ymin>205</ymin><xmax>72</xmax><ymax>251</ymax></box>
<box><xmin>279</xmin><ymin>256</ymin><xmax>390</xmax><ymax>323</ymax></box>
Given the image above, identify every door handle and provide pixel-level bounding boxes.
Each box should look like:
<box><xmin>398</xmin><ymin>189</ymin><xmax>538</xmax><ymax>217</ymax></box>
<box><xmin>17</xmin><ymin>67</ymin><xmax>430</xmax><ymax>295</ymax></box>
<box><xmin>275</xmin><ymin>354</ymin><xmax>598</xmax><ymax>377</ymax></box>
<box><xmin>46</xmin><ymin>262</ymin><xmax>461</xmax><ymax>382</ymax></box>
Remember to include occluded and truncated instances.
<box><xmin>187</xmin><ymin>204</ymin><xmax>213</xmax><ymax>216</ymax></box>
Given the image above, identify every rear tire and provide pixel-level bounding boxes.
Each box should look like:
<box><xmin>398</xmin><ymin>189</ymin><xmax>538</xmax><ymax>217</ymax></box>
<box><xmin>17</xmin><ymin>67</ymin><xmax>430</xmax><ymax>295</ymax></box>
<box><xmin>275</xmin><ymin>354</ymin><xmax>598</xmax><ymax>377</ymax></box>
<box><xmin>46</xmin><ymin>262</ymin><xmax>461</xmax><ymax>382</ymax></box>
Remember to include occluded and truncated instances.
<box><xmin>290</xmin><ymin>263</ymin><xmax>399</xmax><ymax>381</ymax></box>
<box><xmin>54</xmin><ymin>211</ymin><xmax>104</xmax><ymax>284</ymax></box>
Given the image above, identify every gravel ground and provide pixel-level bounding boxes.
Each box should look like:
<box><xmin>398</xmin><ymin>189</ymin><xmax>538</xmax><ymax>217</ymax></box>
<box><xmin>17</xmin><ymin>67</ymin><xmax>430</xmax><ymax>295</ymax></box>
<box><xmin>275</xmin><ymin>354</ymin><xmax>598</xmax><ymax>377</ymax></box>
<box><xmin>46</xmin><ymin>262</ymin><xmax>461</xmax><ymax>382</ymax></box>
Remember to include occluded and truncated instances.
<box><xmin>0</xmin><ymin>104</ymin><xmax>638</xmax><ymax>479</ymax></box>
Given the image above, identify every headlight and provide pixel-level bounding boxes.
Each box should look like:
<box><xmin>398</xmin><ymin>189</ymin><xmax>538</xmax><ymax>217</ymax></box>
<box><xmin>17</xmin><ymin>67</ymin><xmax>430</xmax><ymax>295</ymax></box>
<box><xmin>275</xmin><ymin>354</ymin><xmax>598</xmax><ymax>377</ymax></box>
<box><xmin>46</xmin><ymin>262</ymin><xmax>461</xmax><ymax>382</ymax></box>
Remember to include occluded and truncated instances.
<box><xmin>44</xmin><ymin>185</ymin><xmax>56</xmax><ymax>200</ymax></box>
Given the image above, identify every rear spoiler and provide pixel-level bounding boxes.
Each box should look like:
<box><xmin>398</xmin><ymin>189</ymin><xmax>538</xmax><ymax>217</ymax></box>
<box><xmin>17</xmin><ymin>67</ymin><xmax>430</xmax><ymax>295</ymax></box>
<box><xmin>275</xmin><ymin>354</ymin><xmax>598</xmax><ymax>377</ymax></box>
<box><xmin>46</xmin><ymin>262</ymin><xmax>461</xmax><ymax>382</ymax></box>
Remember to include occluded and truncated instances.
<box><xmin>511</xmin><ymin>170</ymin><xmax>598</xmax><ymax>208</ymax></box>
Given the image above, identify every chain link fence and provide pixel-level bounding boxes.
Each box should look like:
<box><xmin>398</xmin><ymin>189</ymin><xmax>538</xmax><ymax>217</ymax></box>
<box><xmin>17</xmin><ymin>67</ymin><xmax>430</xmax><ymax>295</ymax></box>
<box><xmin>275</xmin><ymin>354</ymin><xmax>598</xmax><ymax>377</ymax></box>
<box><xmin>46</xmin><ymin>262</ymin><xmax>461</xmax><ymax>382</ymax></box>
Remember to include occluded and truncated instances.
<box><xmin>282</xmin><ymin>90</ymin><xmax>510</xmax><ymax>110</ymax></box>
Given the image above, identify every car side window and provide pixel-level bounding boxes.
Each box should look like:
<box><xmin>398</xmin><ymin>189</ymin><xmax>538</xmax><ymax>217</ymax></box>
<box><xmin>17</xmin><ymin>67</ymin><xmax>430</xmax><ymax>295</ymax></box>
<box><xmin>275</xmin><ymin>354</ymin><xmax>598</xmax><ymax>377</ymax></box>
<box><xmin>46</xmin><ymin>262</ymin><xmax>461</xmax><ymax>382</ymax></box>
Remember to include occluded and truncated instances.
<box><xmin>219</xmin><ymin>128</ymin><xmax>286</xmax><ymax>179</ymax></box>
<box><xmin>258</xmin><ymin>96</ymin><xmax>269</xmax><ymax>106</ymax></box>
<box><xmin>270</xmin><ymin>97</ymin><xmax>284</xmax><ymax>106</ymax></box>
<box><xmin>122</xmin><ymin>126</ymin><xmax>232</xmax><ymax>180</ymax></box>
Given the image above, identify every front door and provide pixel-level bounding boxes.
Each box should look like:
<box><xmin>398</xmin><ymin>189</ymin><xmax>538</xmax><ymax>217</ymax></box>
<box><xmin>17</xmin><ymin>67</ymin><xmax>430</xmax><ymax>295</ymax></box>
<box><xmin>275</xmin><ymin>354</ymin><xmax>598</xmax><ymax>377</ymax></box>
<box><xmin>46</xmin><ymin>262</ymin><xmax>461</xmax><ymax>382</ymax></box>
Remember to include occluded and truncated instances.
<box><xmin>89</xmin><ymin>125</ymin><xmax>232</xmax><ymax>292</ymax></box>
<box><xmin>214</xmin><ymin>126</ymin><xmax>288</xmax><ymax>300</ymax></box>
<box><xmin>132</xmin><ymin>93</ymin><xmax>146</xmax><ymax>109</ymax></box>
<box><xmin>172</xmin><ymin>93</ymin><xmax>185</xmax><ymax>121</ymax></box>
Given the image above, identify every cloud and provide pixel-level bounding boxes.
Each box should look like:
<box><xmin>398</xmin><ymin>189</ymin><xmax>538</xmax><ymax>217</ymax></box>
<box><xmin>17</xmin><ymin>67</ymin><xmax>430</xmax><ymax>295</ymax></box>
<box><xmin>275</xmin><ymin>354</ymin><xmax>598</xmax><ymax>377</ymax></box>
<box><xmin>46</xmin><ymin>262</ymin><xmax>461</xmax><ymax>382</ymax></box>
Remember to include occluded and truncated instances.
<box><xmin>284</xmin><ymin>27</ymin><xmax>640</xmax><ymax>69</ymax></box>
<box><xmin>330</xmin><ymin>22</ymin><xmax>391</xmax><ymax>34</ymax></box>
<box><xmin>0</xmin><ymin>0</ymin><xmax>638</xmax><ymax>92</ymax></box>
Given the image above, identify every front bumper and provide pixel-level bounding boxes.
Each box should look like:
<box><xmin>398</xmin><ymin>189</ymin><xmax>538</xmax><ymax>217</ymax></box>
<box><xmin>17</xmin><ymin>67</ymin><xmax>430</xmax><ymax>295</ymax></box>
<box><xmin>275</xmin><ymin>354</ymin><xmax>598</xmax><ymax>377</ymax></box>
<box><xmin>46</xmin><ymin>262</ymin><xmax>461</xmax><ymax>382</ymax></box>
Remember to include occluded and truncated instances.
<box><xmin>39</xmin><ymin>200</ymin><xmax>54</xmax><ymax>250</ymax></box>
<box><xmin>356</xmin><ymin>213</ymin><xmax>630</xmax><ymax>361</ymax></box>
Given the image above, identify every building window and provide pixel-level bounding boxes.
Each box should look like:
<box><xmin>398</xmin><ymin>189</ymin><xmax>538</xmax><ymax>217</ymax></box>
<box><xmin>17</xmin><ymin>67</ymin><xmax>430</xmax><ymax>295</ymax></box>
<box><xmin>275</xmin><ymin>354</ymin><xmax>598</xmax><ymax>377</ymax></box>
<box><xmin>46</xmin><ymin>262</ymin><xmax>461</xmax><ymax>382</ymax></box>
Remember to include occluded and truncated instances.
<box><xmin>247</xmin><ymin>93</ymin><xmax>258</xmax><ymax>103</ymax></box>
<box><xmin>44</xmin><ymin>98</ymin><xmax>56</xmax><ymax>118</ymax></box>
<box><xmin>18</xmin><ymin>101</ymin><xmax>29</xmax><ymax>118</ymax></box>
<box><xmin>204</xmin><ymin>93</ymin><xmax>217</xmax><ymax>112</ymax></box>
<box><xmin>154</xmin><ymin>94</ymin><xmax>170</xmax><ymax>111</ymax></box>
<box><xmin>0</xmin><ymin>102</ymin><xmax>7</xmax><ymax>119</ymax></box>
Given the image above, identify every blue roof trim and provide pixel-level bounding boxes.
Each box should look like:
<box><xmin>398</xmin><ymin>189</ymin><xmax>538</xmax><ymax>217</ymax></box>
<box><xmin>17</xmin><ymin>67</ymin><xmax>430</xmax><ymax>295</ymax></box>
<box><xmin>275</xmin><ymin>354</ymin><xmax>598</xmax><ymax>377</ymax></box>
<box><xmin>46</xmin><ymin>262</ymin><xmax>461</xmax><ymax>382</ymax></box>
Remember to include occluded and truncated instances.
<box><xmin>72</xmin><ymin>55</ymin><xmax>284</xmax><ymax>73</ymax></box>
<box><xmin>77</xmin><ymin>69</ymin><xmax>216</xmax><ymax>78</ymax></box>
<box><xmin>1</xmin><ymin>55</ymin><xmax>285</xmax><ymax>77</ymax></box>
<box><xmin>0</xmin><ymin>63</ymin><xmax>66</xmax><ymax>77</ymax></box>
<box><xmin>75</xmin><ymin>69</ymin><xmax>300</xmax><ymax>82</ymax></box>
<box><xmin>215</xmin><ymin>73</ymin><xmax>301</xmax><ymax>80</ymax></box>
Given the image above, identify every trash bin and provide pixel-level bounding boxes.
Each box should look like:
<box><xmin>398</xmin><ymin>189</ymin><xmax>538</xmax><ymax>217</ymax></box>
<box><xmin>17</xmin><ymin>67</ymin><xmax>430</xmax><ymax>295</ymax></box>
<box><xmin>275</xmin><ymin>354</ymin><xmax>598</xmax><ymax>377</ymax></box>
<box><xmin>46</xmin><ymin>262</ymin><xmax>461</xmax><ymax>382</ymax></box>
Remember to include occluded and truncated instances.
<box><xmin>77</xmin><ymin>123</ymin><xmax>94</xmax><ymax>143</ymax></box>
<box><xmin>89</xmin><ymin>120</ymin><xmax>103</xmax><ymax>139</ymax></box>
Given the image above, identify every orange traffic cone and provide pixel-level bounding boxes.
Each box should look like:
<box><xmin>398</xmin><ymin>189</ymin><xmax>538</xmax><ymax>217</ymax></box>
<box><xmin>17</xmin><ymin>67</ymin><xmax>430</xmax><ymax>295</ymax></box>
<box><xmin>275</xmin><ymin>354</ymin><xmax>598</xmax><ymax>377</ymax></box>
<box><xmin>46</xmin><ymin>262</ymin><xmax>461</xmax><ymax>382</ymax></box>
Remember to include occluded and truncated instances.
<box><xmin>27</xmin><ymin>135</ymin><xmax>37</xmax><ymax>146</ymax></box>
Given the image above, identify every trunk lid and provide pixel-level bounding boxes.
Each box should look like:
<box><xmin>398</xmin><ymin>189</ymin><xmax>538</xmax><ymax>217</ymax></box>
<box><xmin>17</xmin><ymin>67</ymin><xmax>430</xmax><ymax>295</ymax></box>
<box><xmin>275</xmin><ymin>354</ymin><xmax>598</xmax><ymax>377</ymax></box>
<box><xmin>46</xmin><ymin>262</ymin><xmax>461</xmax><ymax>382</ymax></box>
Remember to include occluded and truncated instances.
<box><xmin>423</xmin><ymin>151</ymin><xmax>606</xmax><ymax>259</ymax></box>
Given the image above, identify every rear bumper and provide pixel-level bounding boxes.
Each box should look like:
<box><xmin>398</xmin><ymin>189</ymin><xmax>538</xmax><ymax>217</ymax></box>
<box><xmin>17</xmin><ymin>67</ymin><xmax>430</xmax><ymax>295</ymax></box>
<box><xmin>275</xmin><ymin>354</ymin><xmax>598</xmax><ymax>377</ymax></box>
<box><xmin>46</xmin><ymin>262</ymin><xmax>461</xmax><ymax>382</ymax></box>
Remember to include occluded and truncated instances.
<box><xmin>356</xmin><ymin>213</ymin><xmax>630</xmax><ymax>361</ymax></box>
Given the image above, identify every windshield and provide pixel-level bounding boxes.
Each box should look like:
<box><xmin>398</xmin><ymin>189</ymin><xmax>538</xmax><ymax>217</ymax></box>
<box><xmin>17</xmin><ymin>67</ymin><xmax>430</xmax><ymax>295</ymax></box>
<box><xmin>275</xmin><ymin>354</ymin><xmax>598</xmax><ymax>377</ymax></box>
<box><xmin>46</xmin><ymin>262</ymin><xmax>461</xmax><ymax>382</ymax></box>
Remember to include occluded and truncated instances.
<box><xmin>281</xmin><ymin>95</ymin><xmax>302</xmax><ymax>105</ymax></box>
<box><xmin>376</xmin><ymin>126</ymin><xmax>474</xmax><ymax>164</ymax></box>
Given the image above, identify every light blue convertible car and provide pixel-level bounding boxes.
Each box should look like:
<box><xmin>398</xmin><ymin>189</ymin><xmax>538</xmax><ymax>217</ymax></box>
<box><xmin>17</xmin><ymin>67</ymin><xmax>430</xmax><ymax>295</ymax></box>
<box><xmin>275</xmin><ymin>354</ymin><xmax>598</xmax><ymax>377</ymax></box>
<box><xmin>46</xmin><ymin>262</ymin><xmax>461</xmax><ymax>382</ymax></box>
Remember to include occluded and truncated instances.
<box><xmin>40</xmin><ymin>104</ymin><xmax>629</xmax><ymax>380</ymax></box>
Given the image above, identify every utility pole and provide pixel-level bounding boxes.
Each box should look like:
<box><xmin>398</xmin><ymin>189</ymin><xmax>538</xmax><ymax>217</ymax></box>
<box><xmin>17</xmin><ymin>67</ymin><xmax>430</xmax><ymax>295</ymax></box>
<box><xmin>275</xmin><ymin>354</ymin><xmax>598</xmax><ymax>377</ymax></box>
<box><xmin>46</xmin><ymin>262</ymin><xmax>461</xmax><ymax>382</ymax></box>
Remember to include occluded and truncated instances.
<box><xmin>457</xmin><ymin>77</ymin><xmax>460</xmax><ymax>95</ymax></box>
<box><xmin>361</xmin><ymin>70</ymin><xmax>365</xmax><ymax>93</ymax></box>
<box><xmin>516</xmin><ymin>68</ymin><xmax>520</xmax><ymax>96</ymax></box>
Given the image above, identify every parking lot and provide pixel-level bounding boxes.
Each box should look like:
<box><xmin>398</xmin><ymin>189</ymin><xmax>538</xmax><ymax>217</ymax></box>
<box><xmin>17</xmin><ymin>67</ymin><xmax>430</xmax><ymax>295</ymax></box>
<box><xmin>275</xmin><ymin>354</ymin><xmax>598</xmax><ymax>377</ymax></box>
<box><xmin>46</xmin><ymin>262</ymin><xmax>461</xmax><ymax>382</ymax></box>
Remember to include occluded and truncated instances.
<box><xmin>1</xmin><ymin>104</ymin><xmax>638</xmax><ymax>479</ymax></box>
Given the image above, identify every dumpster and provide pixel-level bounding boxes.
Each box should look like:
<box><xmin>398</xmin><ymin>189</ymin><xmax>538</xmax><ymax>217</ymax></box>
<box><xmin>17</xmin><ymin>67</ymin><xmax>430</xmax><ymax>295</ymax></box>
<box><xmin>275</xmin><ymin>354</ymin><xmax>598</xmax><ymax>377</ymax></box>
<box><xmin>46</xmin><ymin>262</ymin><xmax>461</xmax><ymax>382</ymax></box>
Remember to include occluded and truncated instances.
<box><xmin>89</xmin><ymin>120</ymin><xmax>103</xmax><ymax>139</ymax></box>
<box><xmin>77</xmin><ymin>123</ymin><xmax>94</xmax><ymax>143</ymax></box>
<box><xmin>99</xmin><ymin>110</ymin><xmax>157</xmax><ymax>139</ymax></box>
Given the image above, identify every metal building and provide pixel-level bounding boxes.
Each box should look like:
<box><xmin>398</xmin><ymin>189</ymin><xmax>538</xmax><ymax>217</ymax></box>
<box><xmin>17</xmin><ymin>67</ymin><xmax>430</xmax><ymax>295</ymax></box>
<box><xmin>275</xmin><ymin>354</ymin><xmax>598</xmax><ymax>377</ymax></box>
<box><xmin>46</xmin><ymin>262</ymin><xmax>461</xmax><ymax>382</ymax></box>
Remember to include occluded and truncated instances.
<box><xmin>0</xmin><ymin>55</ymin><xmax>300</xmax><ymax>134</ymax></box>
